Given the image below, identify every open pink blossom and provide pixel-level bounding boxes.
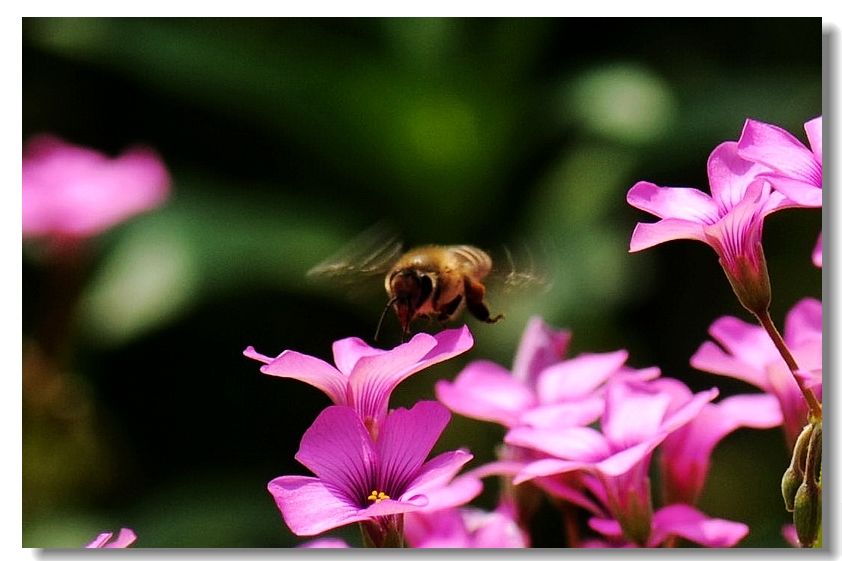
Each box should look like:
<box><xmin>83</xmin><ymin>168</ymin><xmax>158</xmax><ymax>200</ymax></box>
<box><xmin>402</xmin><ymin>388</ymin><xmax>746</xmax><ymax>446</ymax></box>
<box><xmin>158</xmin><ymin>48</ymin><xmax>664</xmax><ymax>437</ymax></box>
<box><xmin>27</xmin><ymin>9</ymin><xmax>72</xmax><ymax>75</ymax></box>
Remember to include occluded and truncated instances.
<box><xmin>436</xmin><ymin>317</ymin><xmax>657</xmax><ymax>430</ymax></box>
<box><xmin>405</xmin><ymin>503</ymin><xmax>528</xmax><ymax>548</ymax></box>
<box><xmin>85</xmin><ymin>528</ymin><xmax>136</xmax><ymax>548</ymax></box>
<box><xmin>691</xmin><ymin>298</ymin><xmax>822</xmax><ymax>446</ymax></box>
<box><xmin>588</xmin><ymin>504</ymin><xmax>748</xmax><ymax>548</ymax></box>
<box><xmin>507</xmin><ymin>379</ymin><xmax>718</xmax><ymax>544</ymax></box>
<box><xmin>23</xmin><ymin>135</ymin><xmax>170</xmax><ymax>239</ymax></box>
<box><xmin>245</xmin><ymin>326</ymin><xmax>472</xmax><ymax>436</ymax></box>
<box><xmin>268</xmin><ymin>401</ymin><xmax>474</xmax><ymax>536</ymax></box>
<box><xmin>627</xmin><ymin>141</ymin><xmax>798</xmax><ymax>313</ymax></box>
<box><xmin>653</xmin><ymin>377</ymin><xmax>782</xmax><ymax>505</ymax></box>
<box><xmin>738</xmin><ymin>117</ymin><xmax>822</xmax><ymax>268</ymax></box>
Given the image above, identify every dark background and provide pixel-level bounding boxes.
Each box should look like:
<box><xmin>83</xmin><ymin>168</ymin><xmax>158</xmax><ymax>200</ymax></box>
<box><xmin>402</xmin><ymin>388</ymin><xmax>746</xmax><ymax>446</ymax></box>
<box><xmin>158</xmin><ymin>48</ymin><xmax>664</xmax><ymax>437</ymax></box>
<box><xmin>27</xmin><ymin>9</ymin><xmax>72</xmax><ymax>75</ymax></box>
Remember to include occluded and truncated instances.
<box><xmin>22</xmin><ymin>18</ymin><xmax>821</xmax><ymax>547</ymax></box>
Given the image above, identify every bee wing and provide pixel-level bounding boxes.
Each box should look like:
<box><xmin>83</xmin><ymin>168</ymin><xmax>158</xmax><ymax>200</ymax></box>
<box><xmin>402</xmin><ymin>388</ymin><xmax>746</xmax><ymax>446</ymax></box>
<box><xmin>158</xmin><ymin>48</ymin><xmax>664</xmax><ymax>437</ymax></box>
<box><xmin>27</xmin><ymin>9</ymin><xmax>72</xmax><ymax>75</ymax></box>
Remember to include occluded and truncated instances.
<box><xmin>307</xmin><ymin>223</ymin><xmax>404</xmax><ymax>284</ymax></box>
<box><xmin>488</xmin><ymin>242</ymin><xmax>554</xmax><ymax>295</ymax></box>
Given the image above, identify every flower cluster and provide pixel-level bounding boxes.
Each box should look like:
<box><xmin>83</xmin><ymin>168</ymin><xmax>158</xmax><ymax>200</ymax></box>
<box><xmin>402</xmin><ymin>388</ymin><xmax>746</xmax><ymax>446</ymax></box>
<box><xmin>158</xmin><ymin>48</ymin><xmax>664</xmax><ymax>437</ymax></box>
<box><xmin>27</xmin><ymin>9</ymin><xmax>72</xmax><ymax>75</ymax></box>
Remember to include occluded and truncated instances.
<box><xmin>628</xmin><ymin>116</ymin><xmax>823</xmax><ymax>547</ymax></box>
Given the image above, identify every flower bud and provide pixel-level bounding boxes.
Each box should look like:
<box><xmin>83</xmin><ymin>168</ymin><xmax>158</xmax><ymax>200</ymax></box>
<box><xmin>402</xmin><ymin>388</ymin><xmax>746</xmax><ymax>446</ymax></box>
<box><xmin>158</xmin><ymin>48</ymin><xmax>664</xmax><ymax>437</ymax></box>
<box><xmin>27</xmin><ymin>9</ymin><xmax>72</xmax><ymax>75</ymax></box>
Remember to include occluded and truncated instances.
<box><xmin>782</xmin><ymin>423</ymin><xmax>814</xmax><ymax>511</ymax></box>
<box><xmin>720</xmin><ymin>243</ymin><xmax>772</xmax><ymax>316</ymax></box>
<box><xmin>781</xmin><ymin>466</ymin><xmax>801</xmax><ymax>512</ymax></box>
<box><xmin>793</xmin><ymin>481</ymin><xmax>821</xmax><ymax>547</ymax></box>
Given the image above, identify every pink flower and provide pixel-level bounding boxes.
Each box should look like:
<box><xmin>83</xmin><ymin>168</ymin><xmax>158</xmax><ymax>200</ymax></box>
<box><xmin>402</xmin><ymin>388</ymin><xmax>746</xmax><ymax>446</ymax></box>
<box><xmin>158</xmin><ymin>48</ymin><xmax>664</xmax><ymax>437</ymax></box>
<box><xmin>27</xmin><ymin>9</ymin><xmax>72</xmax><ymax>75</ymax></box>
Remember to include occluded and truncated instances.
<box><xmin>267</xmin><ymin>401</ymin><xmax>475</xmax><ymax>536</ymax></box>
<box><xmin>737</xmin><ymin>117</ymin><xmax>822</xmax><ymax>207</ymax></box>
<box><xmin>85</xmin><ymin>528</ymin><xmax>136</xmax><ymax>548</ymax></box>
<box><xmin>653</xmin><ymin>377</ymin><xmax>782</xmax><ymax>505</ymax></box>
<box><xmin>507</xmin><ymin>379</ymin><xmax>718</xmax><ymax>544</ymax></box>
<box><xmin>627</xmin><ymin>141</ymin><xmax>797</xmax><ymax>314</ymax></box>
<box><xmin>299</xmin><ymin>537</ymin><xmax>350</xmax><ymax>548</ymax></box>
<box><xmin>22</xmin><ymin>135</ymin><xmax>170</xmax><ymax>240</ymax></box>
<box><xmin>245</xmin><ymin>326</ymin><xmax>472</xmax><ymax>436</ymax></box>
<box><xmin>737</xmin><ymin>117</ymin><xmax>822</xmax><ymax>268</ymax></box>
<box><xmin>588</xmin><ymin>504</ymin><xmax>748</xmax><ymax>548</ymax></box>
<box><xmin>405</xmin><ymin>504</ymin><xmax>528</xmax><ymax>548</ymax></box>
<box><xmin>691</xmin><ymin>298</ymin><xmax>822</xmax><ymax>446</ymax></box>
<box><xmin>436</xmin><ymin>317</ymin><xmax>656</xmax><ymax>430</ymax></box>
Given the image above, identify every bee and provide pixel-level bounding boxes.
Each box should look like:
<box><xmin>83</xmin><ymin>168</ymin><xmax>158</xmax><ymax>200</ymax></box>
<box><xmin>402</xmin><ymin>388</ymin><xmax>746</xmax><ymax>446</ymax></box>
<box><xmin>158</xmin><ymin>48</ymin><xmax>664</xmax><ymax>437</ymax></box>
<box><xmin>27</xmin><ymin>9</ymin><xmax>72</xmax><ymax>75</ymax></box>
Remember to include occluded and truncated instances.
<box><xmin>381</xmin><ymin>244</ymin><xmax>503</xmax><ymax>339</ymax></box>
<box><xmin>308</xmin><ymin>224</ymin><xmax>545</xmax><ymax>340</ymax></box>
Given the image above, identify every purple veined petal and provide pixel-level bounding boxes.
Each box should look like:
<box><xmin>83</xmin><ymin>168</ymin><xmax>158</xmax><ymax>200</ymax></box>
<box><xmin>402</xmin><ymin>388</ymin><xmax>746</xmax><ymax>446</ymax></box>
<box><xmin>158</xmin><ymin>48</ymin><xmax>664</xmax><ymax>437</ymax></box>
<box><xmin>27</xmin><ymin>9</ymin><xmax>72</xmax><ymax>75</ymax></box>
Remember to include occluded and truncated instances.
<box><xmin>812</xmin><ymin>233</ymin><xmax>822</xmax><ymax>267</ymax></box>
<box><xmin>537</xmin><ymin>350</ymin><xmax>628</xmax><ymax>402</ymax></box>
<box><xmin>629</xmin><ymin>219</ymin><xmax>707</xmax><ymax>252</ymax></box>
<box><xmin>511</xmin><ymin>316</ymin><xmax>572</xmax><ymax>385</ymax></box>
<box><xmin>300</xmin><ymin>537</ymin><xmax>350</xmax><ymax>548</ymax></box>
<box><xmin>435</xmin><ymin>360</ymin><xmax>535</xmax><ymax>427</ymax></box>
<box><xmin>700</xmin><ymin>181</ymin><xmax>767</xmax><ymax>270</ymax></box>
<box><xmin>361</xmin><ymin>495</ymin><xmax>428</xmax><ymax>518</ymax></box>
<box><xmin>247</xmin><ymin>348</ymin><xmax>348</xmax><ymax>405</ymax></box>
<box><xmin>804</xmin><ymin>116</ymin><xmax>822</xmax><ymax>164</ymax></box>
<box><xmin>376</xmin><ymin>401</ymin><xmax>452</xmax><ymax>495</ymax></box>
<box><xmin>294</xmin><ymin>405</ymin><xmax>377</xmax><ymax>501</ymax></box>
<box><xmin>407</xmin><ymin>470</ymin><xmax>482</xmax><ymax>512</ymax></box>
<box><xmin>86</xmin><ymin>528</ymin><xmax>137</xmax><ymax>548</ymax></box>
<box><xmin>707</xmin><ymin>140</ymin><xmax>773</xmax><ymax>211</ymax></box>
<box><xmin>690</xmin><ymin>341</ymin><xmax>767</xmax><ymax>389</ymax></box>
<box><xmin>402</xmin><ymin>450</ymin><xmax>474</xmax><ymax>500</ymax></box>
<box><xmin>268</xmin><ymin>476</ymin><xmax>369</xmax><ymax>536</ymax></box>
<box><xmin>601</xmin><ymin>382</ymin><xmax>672</xmax><ymax>448</ymax></box>
<box><xmin>506</xmin><ymin>425</ymin><xmax>611</xmax><ymax>461</ymax></box>
<box><xmin>758</xmin><ymin>174</ymin><xmax>822</xmax><ymax>207</ymax></box>
<box><xmin>332</xmin><ymin>337</ymin><xmax>388</xmax><ymax>375</ymax></box>
<box><xmin>626</xmin><ymin>181</ymin><xmax>719</xmax><ymax>222</ymax></box>
<box><xmin>512</xmin><ymin>458</ymin><xmax>592</xmax><ymax>484</ymax></box>
<box><xmin>519</xmin><ymin>397</ymin><xmax>605</xmax><ymax>429</ymax></box>
<box><xmin>737</xmin><ymin>118</ymin><xmax>822</xmax><ymax>187</ymax></box>
<box><xmin>649</xmin><ymin>504</ymin><xmax>748</xmax><ymax>547</ymax></box>
<box><xmin>349</xmin><ymin>326</ymin><xmax>472</xmax><ymax>425</ymax></box>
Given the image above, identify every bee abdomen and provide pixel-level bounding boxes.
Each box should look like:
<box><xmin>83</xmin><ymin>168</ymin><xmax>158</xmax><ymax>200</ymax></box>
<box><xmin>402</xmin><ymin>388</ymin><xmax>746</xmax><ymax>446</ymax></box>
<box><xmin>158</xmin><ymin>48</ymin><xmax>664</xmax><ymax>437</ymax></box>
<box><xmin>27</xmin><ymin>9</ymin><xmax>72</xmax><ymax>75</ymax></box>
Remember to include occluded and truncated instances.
<box><xmin>448</xmin><ymin>245</ymin><xmax>492</xmax><ymax>278</ymax></box>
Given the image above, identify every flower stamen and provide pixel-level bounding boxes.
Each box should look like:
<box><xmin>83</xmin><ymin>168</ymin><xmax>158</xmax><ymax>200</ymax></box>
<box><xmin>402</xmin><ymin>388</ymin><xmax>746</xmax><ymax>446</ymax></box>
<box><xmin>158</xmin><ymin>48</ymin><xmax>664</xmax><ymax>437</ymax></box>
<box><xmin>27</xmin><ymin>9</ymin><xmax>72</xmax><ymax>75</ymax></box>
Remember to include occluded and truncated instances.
<box><xmin>367</xmin><ymin>490</ymin><xmax>390</xmax><ymax>503</ymax></box>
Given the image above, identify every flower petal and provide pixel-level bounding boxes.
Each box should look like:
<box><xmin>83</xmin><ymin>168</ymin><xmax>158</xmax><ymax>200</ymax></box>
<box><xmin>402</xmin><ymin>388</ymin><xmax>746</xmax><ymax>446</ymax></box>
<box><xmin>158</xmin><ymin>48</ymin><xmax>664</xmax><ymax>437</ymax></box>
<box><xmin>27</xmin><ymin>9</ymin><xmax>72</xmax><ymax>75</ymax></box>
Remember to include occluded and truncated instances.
<box><xmin>349</xmin><ymin>326</ymin><xmax>472</xmax><ymax>425</ymax></box>
<box><xmin>537</xmin><ymin>350</ymin><xmax>628</xmax><ymax>402</ymax></box>
<box><xmin>511</xmin><ymin>316</ymin><xmax>572</xmax><ymax>385</ymax></box>
<box><xmin>376</xmin><ymin>401</ymin><xmax>451</xmax><ymax>495</ymax></box>
<box><xmin>267</xmin><ymin>476</ymin><xmax>368</xmax><ymax>536</ymax></box>
<box><xmin>649</xmin><ymin>504</ymin><xmax>748</xmax><ymax>547</ymax></box>
<box><xmin>435</xmin><ymin>360</ymin><xmax>535</xmax><ymax>427</ymax></box>
<box><xmin>707</xmin><ymin>140</ymin><xmax>771</xmax><ymax>210</ymax></box>
<box><xmin>785</xmin><ymin>297</ymin><xmax>822</xmax><ymax>349</ymax></box>
<box><xmin>626</xmin><ymin>181</ymin><xmax>719</xmax><ymax>222</ymax></box>
<box><xmin>512</xmin><ymin>458</ymin><xmax>591</xmax><ymax>484</ymax></box>
<box><xmin>519</xmin><ymin>398</ymin><xmax>605</xmax><ymax>429</ymax></box>
<box><xmin>332</xmin><ymin>337</ymin><xmax>387</xmax><ymax>375</ymax></box>
<box><xmin>737</xmin><ymin>118</ymin><xmax>821</xmax><ymax>187</ymax></box>
<box><xmin>86</xmin><ymin>528</ymin><xmax>137</xmax><ymax>548</ymax></box>
<box><xmin>629</xmin><ymin>219</ymin><xmax>707</xmax><ymax>252</ymax></box>
<box><xmin>812</xmin><ymin>233</ymin><xmax>822</xmax><ymax>268</ymax></box>
<box><xmin>804</xmin><ymin>116</ymin><xmax>822</xmax><ymax>164</ymax></box>
<box><xmin>251</xmin><ymin>349</ymin><xmax>347</xmax><ymax>405</ymax></box>
<box><xmin>405</xmin><ymin>467</ymin><xmax>481</xmax><ymax>512</ymax></box>
<box><xmin>601</xmin><ymin>382</ymin><xmax>671</xmax><ymax>447</ymax></box>
<box><xmin>506</xmin><ymin>425</ymin><xmax>611</xmax><ymax>461</ymax></box>
<box><xmin>294</xmin><ymin>405</ymin><xmax>376</xmax><ymax>501</ymax></box>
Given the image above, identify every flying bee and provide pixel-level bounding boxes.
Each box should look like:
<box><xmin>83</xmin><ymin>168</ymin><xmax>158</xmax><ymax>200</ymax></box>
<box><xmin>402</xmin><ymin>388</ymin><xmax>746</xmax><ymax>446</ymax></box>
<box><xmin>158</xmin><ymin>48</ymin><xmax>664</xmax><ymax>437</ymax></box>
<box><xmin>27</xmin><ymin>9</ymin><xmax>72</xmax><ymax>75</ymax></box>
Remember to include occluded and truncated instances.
<box><xmin>381</xmin><ymin>244</ymin><xmax>503</xmax><ymax>339</ymax></box>
<box><xmin>308</xmin><ymin>224</ymin><xmax>547</xmax><ymax>340</ymax></box>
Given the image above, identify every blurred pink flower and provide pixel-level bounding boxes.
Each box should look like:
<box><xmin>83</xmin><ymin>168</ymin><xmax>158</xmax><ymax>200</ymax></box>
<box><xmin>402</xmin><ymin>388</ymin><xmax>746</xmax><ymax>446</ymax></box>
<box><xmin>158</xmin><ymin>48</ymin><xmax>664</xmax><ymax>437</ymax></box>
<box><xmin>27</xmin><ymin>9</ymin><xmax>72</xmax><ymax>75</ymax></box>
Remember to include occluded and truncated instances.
<box><xmin>738</xmin><ymin>117</ymin><xmax>822</xmax><ymax>268</ymax></box>
<box><xmin>405</xmin><ymin>503</ymin><xmax>528</xmax><ymax>548</ymax></box>
<box><xmin>267</xmin><ymin>401</ymin><xmax>475</xmax><ymax>536</ymax></box>
<box><xmin>691</xmin><ymin>298</ymin><xmax>822</xmax><ymax>446</ymax></box>
<box><xmin>589</xmin><ymin>504</ymin><xmax>748</xmax><ymax>547</ymax></box>
<box><xmin>85</xmin><ymin>528</ymin><xmax>136</xmax><ymax>548</ymax></box>
<box><xmin>245</xmin><ymin>326</ymin><xmax>472</xmax><ymax>437</ymax></box>
<box><xmin>22</xmin><ymin>135</ymin><xmax>170</xmax><ymax>239</ymax></box>
<box><xmin>507</xmin><ymin>379</ymin><xmax>717</xmax><ymax>544</ymax></box>
<box><xmin>653</xmin><ymin>377</ymin><xmax>782</xmax><ymax>505</ymax></box>
<box><xmin>299</xmin><ymin>537</ymin><xmax>350</xmax><ymax>548</ymax></box>
<box><xmin>627</xmin><ymin>141</ymin><xmax>798</xmax><ymax>314</ymax></box>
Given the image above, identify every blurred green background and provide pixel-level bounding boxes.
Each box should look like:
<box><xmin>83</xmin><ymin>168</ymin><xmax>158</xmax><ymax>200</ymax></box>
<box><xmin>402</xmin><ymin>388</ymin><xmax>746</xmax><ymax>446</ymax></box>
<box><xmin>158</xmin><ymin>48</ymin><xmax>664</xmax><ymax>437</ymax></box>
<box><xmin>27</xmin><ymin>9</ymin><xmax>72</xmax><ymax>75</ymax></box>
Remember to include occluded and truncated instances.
<box><xmin>22</xmin><ymin>18</ymin><xmax>821</xmax><ymax>547</ymax></box>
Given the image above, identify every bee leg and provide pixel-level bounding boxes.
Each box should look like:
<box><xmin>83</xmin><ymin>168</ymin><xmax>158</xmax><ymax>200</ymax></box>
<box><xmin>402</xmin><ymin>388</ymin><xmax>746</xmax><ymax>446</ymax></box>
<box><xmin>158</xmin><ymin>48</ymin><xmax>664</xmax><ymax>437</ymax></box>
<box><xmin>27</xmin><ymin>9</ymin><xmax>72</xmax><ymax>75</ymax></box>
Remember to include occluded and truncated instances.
<box><xmin>463</xmin><ymin>278</ymin><xmax>504</xmax><ymax>323</ymax></box>
<box><xmin>437</xmin><ymin>295</ymin><xmax>463</xmax><ymax>323</ymax></box>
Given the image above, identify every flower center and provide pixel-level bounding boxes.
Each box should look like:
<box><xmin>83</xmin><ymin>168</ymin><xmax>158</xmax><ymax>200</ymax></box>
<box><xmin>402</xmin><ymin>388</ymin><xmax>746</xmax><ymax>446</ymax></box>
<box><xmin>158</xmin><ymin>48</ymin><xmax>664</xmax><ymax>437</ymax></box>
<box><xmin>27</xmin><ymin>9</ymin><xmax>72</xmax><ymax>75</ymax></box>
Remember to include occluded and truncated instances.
<box><xmin>367</xmin><ymin>490</ymin><xmax>390</xmax><ymax>503</ymax></box>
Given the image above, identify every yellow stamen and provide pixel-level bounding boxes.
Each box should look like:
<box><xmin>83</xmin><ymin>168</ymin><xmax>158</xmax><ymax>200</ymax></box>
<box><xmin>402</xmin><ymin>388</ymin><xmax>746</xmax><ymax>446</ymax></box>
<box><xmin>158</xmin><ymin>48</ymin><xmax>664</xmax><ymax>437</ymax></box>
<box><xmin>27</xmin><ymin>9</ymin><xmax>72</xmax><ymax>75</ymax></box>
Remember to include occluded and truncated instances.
<box><xmin>367</xmin><ymin>490</ymin><xmax>390</xmax><ymax>503</ymax></box>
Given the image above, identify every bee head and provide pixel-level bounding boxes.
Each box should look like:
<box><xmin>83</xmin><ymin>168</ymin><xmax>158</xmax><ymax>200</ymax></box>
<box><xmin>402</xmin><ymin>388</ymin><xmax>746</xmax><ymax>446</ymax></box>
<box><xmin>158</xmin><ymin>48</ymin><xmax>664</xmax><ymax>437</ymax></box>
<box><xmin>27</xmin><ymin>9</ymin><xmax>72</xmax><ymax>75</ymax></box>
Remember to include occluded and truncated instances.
<box><xmin>388</xmin><ymin>269</ymin><xmax>434</xmax><ymax>337</ymax></box>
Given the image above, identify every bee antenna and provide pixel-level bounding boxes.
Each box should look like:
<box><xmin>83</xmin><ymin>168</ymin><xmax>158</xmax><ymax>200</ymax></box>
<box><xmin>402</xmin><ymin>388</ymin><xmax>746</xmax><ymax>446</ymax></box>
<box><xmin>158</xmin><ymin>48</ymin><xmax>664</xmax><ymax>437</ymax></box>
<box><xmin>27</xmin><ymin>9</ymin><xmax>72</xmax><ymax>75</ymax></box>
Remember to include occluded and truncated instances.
<box><xmin>374</xmin><ymin>297</ymin><xmax>397</xmax><ymax>342</ymax></box>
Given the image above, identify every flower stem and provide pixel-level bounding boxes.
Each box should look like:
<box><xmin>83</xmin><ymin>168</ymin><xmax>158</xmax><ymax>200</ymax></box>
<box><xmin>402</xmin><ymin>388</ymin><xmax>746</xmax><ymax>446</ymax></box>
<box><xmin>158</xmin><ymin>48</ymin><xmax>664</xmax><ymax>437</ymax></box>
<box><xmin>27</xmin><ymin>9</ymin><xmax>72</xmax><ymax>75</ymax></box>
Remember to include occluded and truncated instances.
<box><xmin>754</xmin><ymin>310</ymin><xmax>822</xmax><ymax>420</ymax></box>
